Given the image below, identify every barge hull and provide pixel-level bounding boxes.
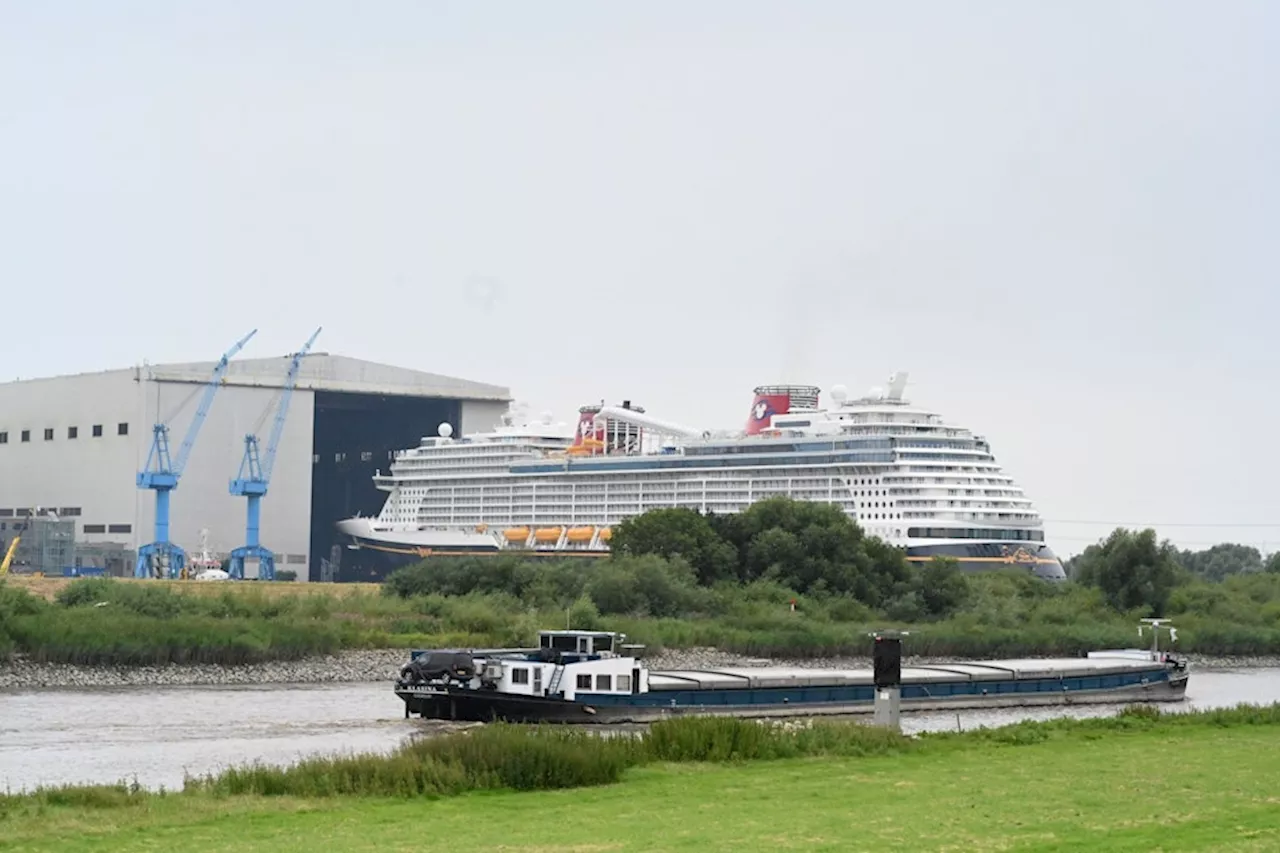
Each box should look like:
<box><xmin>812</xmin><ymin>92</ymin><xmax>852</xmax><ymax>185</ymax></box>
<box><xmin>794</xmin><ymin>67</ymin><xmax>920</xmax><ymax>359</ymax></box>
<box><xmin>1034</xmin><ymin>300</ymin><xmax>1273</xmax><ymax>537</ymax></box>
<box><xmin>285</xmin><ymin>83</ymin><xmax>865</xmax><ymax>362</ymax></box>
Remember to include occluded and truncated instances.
<box><xmin>398</xmin><ymin>675</ymin><xmax>1188</xmax><ymax>725</ymax></box>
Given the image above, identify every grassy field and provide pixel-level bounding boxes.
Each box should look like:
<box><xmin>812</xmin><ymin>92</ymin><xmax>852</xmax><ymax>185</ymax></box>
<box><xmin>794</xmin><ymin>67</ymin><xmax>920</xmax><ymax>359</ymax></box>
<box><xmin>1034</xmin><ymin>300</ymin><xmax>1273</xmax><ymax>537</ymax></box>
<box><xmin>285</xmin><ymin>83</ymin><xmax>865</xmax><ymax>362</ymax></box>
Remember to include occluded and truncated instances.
<box><xmin>2</xmin><ymin>715</ymin><xmax>1277</xmax><ymax>852</ymax></box>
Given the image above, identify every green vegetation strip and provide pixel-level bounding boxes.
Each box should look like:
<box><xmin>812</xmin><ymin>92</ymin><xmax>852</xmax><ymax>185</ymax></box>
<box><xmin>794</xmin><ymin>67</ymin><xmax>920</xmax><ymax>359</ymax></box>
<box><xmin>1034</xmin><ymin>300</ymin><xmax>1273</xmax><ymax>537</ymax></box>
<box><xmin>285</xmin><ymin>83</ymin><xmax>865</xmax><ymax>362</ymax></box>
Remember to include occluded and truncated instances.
<box><xmin>2</xmin><ymin>704</ymin><xmax>1279</xmax><ymax>852</ymax></box>
<box><xmin>4</xmin><ymin>498</ymin><xmax>1280</xmax><ymax>666</ymax></box>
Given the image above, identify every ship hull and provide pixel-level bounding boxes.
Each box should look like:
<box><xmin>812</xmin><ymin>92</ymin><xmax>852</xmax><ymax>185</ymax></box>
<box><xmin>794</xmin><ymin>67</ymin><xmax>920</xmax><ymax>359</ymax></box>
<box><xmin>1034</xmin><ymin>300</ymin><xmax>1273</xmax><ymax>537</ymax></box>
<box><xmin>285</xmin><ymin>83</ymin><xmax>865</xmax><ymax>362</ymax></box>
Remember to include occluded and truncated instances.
<box><xmin>338</xmin><ymin>527</ymin><xmax>1066</xmax><ymax>580</ymax></box>
<box><xmin>334</xmin><ymin>523</ymin><xmax>608</xmax><ymax>581</ymax></box>
<box><xmin>399</xmin><ymin>669</ymin><xmax>1188</xmax><ymax>724</ymax></box>
<box><xmin>906</xmin><ymin>543</ymin><xmax>1066</xmax><ymax>580</ymax></box>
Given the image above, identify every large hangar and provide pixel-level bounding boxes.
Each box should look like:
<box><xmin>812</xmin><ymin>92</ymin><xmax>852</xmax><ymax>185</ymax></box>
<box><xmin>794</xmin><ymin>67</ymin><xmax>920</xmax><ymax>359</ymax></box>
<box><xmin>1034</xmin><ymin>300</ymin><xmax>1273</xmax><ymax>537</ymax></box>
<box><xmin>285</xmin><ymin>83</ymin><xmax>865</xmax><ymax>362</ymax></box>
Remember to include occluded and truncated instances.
<box><xmin>0</xmin><ymin>350</ymin><xmax>510</xmax><ymax>581</ymax></box>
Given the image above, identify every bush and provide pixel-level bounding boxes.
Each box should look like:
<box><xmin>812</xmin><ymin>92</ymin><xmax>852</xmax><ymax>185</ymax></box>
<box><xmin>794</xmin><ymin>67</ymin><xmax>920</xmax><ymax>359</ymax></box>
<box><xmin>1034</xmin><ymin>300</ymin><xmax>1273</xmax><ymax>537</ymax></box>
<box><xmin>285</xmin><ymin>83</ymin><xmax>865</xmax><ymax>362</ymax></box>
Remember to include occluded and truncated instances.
<box><xmin>186</xmin><ymin>724</ymin><xmax>635</xmax><ymax>798</ymax></box>
<box><xmin>586</xmin><ymin>555</ymin><xmax>705</xmax><ymax>617</ymax></box>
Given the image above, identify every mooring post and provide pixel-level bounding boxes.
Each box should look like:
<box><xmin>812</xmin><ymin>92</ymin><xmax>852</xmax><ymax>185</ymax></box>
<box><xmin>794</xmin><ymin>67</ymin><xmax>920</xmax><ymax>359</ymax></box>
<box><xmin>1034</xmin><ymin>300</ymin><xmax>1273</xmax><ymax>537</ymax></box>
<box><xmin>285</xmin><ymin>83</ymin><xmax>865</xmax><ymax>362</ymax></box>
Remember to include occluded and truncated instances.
<box><xmin>869</xmin><ymin>631</ymin><xmax>905</xmax><ymax>731</ymax></box>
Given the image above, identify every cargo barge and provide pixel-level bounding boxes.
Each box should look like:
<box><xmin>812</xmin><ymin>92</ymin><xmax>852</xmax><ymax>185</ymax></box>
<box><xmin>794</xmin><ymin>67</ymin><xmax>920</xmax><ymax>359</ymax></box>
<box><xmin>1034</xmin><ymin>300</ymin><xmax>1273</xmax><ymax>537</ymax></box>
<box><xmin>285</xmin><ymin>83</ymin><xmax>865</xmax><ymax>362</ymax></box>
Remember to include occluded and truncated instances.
<box><xmin>395</xmin><ymin>626</ymin><xmax>1190</xmax><ymax>724</ymax></box>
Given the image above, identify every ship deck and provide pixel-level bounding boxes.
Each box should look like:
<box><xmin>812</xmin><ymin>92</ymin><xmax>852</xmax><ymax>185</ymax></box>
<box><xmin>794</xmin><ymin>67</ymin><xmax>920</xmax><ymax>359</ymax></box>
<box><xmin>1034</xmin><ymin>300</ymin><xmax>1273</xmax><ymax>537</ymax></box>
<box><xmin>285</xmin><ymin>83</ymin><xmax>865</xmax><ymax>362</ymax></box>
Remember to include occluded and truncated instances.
<box><xmin>647</xmin><ymin>656</ymin><xmax>1170</xmax><ymax>692</ymax></box>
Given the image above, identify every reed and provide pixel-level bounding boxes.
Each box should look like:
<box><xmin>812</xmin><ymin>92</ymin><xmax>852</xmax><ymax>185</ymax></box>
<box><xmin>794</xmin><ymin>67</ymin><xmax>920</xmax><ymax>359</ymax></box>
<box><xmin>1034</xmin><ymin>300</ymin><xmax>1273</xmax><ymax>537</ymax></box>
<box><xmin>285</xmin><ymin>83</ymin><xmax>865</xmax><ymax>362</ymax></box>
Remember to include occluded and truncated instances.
<box><xmin>183</xmin><ymin>724</ymin><xmax>636</xmax><ymax>798</ymax></box>
<box><xmin>643</xmin><ymin>716</ymin><xmax>912</xmax><ymax>762</ymax></box>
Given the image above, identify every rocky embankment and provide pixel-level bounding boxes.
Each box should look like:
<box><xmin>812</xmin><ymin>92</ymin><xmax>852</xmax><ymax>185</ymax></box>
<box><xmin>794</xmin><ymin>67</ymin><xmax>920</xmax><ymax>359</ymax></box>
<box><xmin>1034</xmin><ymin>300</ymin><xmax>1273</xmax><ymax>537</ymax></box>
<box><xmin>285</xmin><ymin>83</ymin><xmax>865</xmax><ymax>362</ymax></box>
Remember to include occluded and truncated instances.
<box><xmin>2</xmin><ymin>648</ymin><xmax>1277</xmax><ymax>691</ymax></box>
<box><xmin>0</xmin><ymin>650</ymin><xmax>410</xmax><ymax>690</ymax></box>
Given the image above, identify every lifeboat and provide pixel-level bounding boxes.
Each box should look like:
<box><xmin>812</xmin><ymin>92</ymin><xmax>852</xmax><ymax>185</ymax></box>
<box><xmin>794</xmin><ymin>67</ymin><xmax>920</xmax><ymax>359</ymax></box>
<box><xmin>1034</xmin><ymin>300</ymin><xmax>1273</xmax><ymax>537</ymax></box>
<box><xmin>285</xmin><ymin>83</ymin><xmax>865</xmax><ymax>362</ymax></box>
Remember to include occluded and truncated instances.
<box><xmin>503</xmin><ymin>527</ymin><xmax>530</xmax><ymax>543</ymax></box>
<box><xmin>566</xmin><ymin>526</ymin><xmax>595</xmax><ymax>543</ymax></box>
<box><xmin>565</xmin><ymin>438</ymin><xmax>605</xmax><ymax>456</ymax></box>
<box><xmin>534</xmin><ymin>527</ymin><xmax>563</xmax><ymax>543</ymax></box>
<box><xmin>598</xmin><ymin>527</ymin><xmax>612</xmax><ymax>542</ymax></box>
<box><xmin>475</xmin><ymin>524</ymin><xmax>488</xmax><ymax>533</ymax></box>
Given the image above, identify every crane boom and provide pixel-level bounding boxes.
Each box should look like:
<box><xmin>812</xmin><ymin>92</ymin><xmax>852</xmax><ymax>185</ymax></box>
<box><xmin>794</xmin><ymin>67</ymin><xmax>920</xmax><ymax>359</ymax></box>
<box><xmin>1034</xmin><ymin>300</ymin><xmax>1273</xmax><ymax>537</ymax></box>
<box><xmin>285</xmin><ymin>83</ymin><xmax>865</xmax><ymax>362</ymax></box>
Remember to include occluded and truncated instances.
<box><xmin>0</xmin><ymin>534</ymin><xmax>19</xmax><ymax>576</ymax></box>
<box><xmin>262</xmin><ymin>326</ymin><xmax>321</xmax><ymax>483</ymax></box>
<box><xmin>173</xmin><ymin>329</ymin><xmax>257</xmax><ymax>477</ymax></box>
<box><xmin>138</xmin><ymin>328</ymin><xmax>258</xmax><ymax>488</ymax></box>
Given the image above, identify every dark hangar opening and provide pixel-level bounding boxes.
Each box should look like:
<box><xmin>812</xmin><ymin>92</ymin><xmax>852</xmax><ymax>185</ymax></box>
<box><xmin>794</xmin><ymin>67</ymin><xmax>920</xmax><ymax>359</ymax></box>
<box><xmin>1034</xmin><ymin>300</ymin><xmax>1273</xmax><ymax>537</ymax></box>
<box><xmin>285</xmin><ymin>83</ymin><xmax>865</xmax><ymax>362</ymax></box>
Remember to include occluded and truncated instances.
<box><xmin>309</xmin><ymin>390</ymin><xmax>460</xmax><ymax>582</ymax></box>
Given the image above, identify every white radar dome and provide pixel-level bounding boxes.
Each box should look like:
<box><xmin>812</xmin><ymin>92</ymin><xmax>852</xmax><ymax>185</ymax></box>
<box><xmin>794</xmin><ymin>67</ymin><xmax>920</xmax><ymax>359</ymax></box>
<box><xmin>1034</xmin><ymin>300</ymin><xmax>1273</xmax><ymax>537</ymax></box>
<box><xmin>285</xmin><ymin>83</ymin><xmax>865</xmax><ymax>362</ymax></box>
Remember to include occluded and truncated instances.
<box><xmin>438</xmin><ymin>422</ymin><xmax>454</xmax><ymax>438</ymax></box>
<box><xmin>540</xmin><ymin>411</ymin><xmax>554</xmax><ymax>424</ymax></box>
<box><xmin>830</xmin><ymin>384</ymin><xmax>849</xmax><ymax>404</ymax></box>
<box><xmin>869</xmin><ymin>386</ymin><xmax>884</xmax><ymax>400</ymax></box>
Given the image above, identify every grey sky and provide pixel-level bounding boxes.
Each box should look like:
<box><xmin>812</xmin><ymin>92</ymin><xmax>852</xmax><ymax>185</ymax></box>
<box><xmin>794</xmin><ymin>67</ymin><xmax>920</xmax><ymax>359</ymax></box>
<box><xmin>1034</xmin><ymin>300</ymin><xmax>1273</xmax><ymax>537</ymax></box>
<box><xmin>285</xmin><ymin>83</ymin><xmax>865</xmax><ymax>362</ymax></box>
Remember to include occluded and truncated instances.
<box><xmin>2</xmin><ymin>2</ymin><xmax>1277</xmax><ymax>556</ymax></box>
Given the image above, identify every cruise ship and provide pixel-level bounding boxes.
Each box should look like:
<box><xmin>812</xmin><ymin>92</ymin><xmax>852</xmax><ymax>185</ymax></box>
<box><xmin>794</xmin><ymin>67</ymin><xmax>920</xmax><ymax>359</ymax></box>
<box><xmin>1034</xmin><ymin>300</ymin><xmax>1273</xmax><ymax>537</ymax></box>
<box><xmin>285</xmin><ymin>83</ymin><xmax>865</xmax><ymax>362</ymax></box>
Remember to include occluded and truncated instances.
<box><xmin>335</xmin><ymin>373</ymin><xmax>1065</xmax><ymax>580</ymax></box>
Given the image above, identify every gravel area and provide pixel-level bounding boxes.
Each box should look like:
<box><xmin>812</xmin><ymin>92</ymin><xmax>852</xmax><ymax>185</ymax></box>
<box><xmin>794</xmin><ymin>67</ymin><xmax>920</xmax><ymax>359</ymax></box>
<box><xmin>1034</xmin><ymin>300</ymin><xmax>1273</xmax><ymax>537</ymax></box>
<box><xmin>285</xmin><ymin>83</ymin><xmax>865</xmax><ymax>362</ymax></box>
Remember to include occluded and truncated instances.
<box><xmin>2</xmin><ymin>648</ymin><xmax>1276</xmax><ymax>691</ymax></box>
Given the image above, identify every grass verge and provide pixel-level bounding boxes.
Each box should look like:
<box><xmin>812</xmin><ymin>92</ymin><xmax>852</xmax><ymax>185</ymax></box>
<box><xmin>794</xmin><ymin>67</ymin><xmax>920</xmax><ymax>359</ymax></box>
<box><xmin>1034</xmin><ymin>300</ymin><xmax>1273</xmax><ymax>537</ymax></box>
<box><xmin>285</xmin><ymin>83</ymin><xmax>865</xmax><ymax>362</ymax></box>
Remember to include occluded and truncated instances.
<box><xmin>2</xmin><ymin>704</ymin><xmax>1278</xmax><ymax>852</ymax></box>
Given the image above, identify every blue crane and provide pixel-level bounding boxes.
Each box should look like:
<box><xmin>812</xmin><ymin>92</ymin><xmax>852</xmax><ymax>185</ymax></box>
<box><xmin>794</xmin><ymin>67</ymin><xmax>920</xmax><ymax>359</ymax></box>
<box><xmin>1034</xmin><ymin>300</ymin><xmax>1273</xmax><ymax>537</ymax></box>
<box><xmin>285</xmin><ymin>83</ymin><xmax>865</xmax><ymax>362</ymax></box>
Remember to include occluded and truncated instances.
<box><xmin>135</xmin><ymin>330</ymin><xmax>258</xmax><ymax>579</ymax></box>
<box><xmin>228</xmin><ymin>327</ymin><xmax>321</xmax><ymax>581</ymax></box>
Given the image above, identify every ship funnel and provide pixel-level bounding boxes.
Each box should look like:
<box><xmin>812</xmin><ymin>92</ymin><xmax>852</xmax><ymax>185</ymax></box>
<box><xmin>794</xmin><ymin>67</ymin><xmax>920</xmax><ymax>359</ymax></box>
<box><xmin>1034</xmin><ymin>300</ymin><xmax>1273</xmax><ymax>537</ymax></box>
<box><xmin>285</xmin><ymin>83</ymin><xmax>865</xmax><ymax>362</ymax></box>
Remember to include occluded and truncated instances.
<box><xmin>572</xmin><ymin>405</ymin><xmax>604</xmax><ymax>448</ymax></box>
<box><xmin>574</xmin><ymin>401</ymin><xmax>654</xmax><ymax>454</ymax></box>
<box><xmin>885</xmin><ymin>371</ymin><xmax>909</xmax><ymax>401</ymax></box>
<box><xmin>745</xmin><ymin>384</ymin><xmax>821</xmax><ymax>435</ymax></box>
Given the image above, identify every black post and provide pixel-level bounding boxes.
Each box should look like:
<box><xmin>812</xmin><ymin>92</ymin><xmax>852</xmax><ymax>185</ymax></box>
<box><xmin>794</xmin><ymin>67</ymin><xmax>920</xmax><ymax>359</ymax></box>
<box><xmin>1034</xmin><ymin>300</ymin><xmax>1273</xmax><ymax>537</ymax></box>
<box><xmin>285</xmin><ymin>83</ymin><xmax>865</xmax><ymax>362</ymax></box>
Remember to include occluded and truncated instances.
<box><xmin>873</xmin><ymin>636</ymin><xmax>902</xmax><ymax>688</ymax></box>
<box><xmin>871</xmin><ymin>635</ymin><xmax>902</xmax><ymax>729</ymax></box>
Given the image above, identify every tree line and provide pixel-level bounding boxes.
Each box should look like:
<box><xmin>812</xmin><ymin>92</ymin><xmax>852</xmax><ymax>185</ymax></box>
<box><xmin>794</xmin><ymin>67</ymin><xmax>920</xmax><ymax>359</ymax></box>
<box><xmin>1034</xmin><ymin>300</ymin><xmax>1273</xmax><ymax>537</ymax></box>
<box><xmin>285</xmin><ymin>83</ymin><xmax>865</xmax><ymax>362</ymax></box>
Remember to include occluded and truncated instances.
<box><xmin>609</xmin><ymin>497</ymin><xmax>1278</xmax><ymax>618</ymax></box>
<box><xmin>383</xmin><ymin>497</ymin><xmax>1279</xmax><ymax>622</ymax></box>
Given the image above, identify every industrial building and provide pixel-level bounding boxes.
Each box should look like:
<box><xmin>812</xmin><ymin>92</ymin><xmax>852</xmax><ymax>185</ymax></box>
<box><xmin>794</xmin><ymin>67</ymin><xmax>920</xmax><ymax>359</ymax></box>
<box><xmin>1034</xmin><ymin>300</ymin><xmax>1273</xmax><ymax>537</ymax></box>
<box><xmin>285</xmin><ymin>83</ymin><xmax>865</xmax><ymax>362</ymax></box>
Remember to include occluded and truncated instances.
<box><xmin>0</xmin><ymin>347</ymin><xmax>510</xmax><ymax>581</ymax></box>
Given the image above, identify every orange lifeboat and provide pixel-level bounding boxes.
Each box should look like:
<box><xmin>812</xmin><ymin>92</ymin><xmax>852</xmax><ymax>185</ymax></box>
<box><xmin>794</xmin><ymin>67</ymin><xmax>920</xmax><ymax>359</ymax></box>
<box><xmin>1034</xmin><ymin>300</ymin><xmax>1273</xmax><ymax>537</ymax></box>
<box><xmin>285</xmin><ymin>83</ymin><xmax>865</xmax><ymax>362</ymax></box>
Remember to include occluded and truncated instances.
<box><xmin>503</xmin><ymin>527</ymin><xmax>530</xmax><ymax>543</ymax></box>
<box><xmin>598</xmin><ymin>527</ymin><xmax>613</xmax><ymax>542</ymax></box>
<box><xmin>566</xmin><ymin>438</ymin><xmax>605</xmax><ymax>456</ymax></box>
<box><xmin>566</xmin><ymin>526</ymin><xmax>595</xmax><ymax>543</ymax></box>
<box><xmin>534</xmin><ymin>527</ymin><xmax>563</xmax><ymax>543</ymax></box>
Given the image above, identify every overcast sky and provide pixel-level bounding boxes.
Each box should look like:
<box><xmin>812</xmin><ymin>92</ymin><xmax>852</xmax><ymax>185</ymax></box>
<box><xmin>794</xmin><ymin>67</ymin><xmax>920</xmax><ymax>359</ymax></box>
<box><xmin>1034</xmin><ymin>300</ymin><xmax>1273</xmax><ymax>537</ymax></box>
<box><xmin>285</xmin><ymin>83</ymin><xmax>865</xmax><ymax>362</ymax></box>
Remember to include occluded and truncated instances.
<box><xmin>2</xmin><ymin>2</ymin><xmax>1277</xmax><ymax>557</ymax></box>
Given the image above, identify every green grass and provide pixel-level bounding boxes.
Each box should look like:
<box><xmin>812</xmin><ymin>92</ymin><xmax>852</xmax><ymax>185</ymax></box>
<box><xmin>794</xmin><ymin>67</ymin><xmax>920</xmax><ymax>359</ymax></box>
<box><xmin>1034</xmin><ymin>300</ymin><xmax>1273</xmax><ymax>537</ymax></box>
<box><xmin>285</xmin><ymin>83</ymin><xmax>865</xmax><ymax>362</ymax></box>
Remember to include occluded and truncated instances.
<box><xmin>3</xmin><ymin>708</ymin><xmax>1279</xmax><ymax>852</ymax></box>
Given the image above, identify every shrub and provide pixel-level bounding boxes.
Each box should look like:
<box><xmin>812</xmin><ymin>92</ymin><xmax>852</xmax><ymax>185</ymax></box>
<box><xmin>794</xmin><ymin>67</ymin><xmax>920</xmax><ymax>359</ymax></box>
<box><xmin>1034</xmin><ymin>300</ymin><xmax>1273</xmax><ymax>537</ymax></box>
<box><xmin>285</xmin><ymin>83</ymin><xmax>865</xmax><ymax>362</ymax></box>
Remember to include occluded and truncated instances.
<box><xmin>187</xmin><ymin>724</ymin><xmax>634</xmax><ymax>798</ymax></box>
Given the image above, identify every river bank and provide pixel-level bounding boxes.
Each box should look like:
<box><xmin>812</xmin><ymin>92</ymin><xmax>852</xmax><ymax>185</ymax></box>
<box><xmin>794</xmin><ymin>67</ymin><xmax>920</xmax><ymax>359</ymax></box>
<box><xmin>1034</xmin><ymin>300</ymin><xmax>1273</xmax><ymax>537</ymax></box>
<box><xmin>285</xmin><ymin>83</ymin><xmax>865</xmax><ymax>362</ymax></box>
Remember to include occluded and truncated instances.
<box><xmin>3</xmin><ymin>646</ymin><xmax>1278</xmax><ymax>690</ymax></box>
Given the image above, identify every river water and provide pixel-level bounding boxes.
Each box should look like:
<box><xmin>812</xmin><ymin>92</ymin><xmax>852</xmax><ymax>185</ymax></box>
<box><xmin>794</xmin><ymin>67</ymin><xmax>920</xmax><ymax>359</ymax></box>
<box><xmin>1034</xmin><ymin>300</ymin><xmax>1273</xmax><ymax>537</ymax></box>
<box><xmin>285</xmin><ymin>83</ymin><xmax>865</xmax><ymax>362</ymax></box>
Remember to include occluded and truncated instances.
<box><xmin>3</xmin><ymin>668</ymin><xmax>1279</xmax><ymax>794</ymax></box>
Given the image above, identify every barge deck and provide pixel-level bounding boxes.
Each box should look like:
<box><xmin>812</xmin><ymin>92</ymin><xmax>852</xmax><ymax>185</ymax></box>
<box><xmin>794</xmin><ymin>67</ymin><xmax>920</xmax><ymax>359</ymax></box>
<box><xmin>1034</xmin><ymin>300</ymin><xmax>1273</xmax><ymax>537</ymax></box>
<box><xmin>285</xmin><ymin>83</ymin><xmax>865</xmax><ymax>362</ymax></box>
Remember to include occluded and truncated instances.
<box><xmin>395</xmin><ymin>627</ymin><xmax>1189</xmax><ymax>724</ymax></box>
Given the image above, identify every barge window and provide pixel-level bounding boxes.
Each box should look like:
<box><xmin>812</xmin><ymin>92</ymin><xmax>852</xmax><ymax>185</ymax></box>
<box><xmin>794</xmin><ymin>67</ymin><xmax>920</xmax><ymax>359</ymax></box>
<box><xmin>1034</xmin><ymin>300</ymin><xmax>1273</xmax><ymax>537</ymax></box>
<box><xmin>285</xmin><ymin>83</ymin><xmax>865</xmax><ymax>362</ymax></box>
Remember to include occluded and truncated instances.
<box><xmin>511</xmin><ymin>668</ymin><xmax>529</xmax><ymax>685</ymax></box>
<box><xmin>616</xmin><ymin>674</ymin><xmax>631</xmax><ymax>692</ymax></box>
<box><xmin>596</xmin><ymin>674</ymin><xmax>612</xmax><ymax>691</ymax></box>
<box><xmin>576</xmin><ymin>674</ymin><xmax>592</xmax><ymax>689</ymax></box>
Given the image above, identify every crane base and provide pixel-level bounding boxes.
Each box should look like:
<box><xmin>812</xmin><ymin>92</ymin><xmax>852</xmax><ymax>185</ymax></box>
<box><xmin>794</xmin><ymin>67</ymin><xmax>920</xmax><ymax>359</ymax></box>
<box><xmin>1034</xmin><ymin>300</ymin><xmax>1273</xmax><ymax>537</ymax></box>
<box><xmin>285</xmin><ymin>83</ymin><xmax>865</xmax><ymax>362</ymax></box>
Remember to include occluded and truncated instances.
<box><xmin>135</xmin><ymin>542</ymin><xmax>188</xmax><ymax>579</ymax></box>
<box><xmin>228</xmin><ymin>546</ymin><xmax>277</xmax><ymax>581</ymax></box>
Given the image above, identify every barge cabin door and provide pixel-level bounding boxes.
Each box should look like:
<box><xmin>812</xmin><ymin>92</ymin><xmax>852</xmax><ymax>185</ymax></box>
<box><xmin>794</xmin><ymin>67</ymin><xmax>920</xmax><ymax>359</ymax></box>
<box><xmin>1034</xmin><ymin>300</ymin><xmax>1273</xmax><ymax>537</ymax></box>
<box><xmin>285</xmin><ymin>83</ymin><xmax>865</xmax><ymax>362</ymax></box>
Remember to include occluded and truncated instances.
<box><xmin>533</xmin><ymin>668</ymin><xmax>544</xmax><ymax>696</ymax></box>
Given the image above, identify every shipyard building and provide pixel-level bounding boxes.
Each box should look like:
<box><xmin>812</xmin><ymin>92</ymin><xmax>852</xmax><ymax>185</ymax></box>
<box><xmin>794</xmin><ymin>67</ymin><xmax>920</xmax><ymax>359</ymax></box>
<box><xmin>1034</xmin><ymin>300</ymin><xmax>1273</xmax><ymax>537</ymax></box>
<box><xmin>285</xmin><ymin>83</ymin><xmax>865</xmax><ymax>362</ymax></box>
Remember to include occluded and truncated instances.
<box><xmin>0</xmin><ymin>353</ymin><xmax>509</xmax><ymax>582</ymax></box>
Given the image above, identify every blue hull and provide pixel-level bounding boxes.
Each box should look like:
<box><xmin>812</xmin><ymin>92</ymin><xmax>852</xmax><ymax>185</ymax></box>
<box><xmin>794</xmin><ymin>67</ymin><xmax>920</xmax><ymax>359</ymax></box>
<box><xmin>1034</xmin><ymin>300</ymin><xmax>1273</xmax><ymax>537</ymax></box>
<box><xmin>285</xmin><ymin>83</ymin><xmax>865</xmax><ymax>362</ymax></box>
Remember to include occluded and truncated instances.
<box><xmin>906</xmin><ymin>543</ymin><xmax>1066</xmax><ymax>580</ymax></box>
<box><xmin>340</xmin><ymin>536</ymin><xmax>1063</xmax><ymax>582</ymax></box>
<box><xmin>398</xmin><ymin>665</ymin><xmax>1188</xmax><ymax>724</ymax></box>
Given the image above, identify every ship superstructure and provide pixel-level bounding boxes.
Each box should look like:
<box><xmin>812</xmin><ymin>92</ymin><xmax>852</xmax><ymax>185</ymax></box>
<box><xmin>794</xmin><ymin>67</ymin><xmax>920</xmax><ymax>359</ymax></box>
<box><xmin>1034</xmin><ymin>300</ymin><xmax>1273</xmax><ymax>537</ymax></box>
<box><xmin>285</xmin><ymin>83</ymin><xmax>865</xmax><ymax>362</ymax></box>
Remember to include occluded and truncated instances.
<box><xmin>336</xmin><ymin>373</ymin><xmax>1065</xmax><ymax>579</ymax></box>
